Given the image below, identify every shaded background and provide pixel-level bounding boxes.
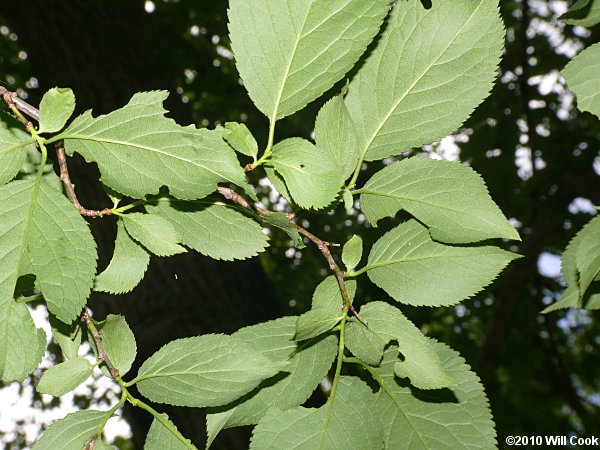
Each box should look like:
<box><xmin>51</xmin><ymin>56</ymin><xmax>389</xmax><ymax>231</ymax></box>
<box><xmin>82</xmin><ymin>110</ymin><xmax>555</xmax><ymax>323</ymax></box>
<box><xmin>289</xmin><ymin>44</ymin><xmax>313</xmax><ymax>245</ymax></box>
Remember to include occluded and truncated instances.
<box><xmin>0</xmin><ymin>0</ymin><xmax>598</xmax><ymax>448</ymax></box>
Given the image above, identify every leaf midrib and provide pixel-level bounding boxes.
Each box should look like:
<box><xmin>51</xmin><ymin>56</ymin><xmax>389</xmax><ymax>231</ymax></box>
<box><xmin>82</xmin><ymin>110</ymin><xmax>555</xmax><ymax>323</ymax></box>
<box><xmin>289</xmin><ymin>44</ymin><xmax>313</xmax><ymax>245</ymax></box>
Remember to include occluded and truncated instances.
<box><xmin>16</xmin><ymin>181</ymin><xmax>43</xmax><ymax>304</ymax></box>
<box><xmin>362</xmin><ymin>252</ymin><xmax>486</xmax><ymax>274</ymax></box>
<box><xmin>54</xmin><ymin>135</ymin><xmax>239</xmax><ymax>186</ymax></box>
<box><xmin>357</xmin><ymin>189</ymin><xmax>502</xmax><ymax>230</ymax></box>
<box><xmin>0</xmin><ymin>139</ymin><xmax>33</xmax><ymax>156</ymax></box>
<box><xmin>269</xmin><ymin>3</ymin><xmax>312</xmax><ymax>121</ymax></box>
<box><xmin>357</xmin><ymin>3</ymin><xmax>483</xmax><ymax>161</ymax></box>
<box><xmin>0</xmin><ymin>300</ymin><xmax>14</xmax><ymax>373</ymax></box>
<box><xmin>134</xmin><ymin>364</ymin><xmax>273</xmax><ymax>384</ymax></box>
<box><xmin>0</xmin><ymin>181</ymin><xmax>42</xmax><ymax>376</ymax></box>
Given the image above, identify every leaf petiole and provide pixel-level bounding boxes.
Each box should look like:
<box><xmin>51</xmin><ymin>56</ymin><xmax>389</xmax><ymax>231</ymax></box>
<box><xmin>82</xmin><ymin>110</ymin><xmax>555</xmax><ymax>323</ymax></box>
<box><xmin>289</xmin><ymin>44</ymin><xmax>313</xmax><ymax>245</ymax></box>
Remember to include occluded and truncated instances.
<box><xmin>119</xmin><ymin>381</ymin><xmax>196</xmax><ymax>449</ymax></box>
<box><xmin>315</xmin><ymin>310</ymin><xmax>348</xmax><ymax>447</ymax></box>
<box><xmin>251</xmin><ymin>116</ymin><xmax>276</xmax><ymax>169</ymax></box>
<box><xmin>112</xmin><ymin>199</ymin><xmax>147</xmax><ymax>215</ymax></box>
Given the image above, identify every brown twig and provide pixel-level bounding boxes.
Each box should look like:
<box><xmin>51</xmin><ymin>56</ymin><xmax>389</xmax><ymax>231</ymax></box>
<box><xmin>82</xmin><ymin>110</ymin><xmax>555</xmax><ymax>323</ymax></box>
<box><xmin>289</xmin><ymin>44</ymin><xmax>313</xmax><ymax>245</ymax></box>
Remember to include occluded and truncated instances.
<box><xmin>0</xmin><ymin>87</ymin><xmax>112</xmax><ymax>217</ymax></box>
<box><xmin>0</xmin><ymin>87</ymin><xmax>39</xmax><ymax>121</ymax></box>
<box><xmin>217</xmin><ymin>186</ymin><xmax>366</xmax><ymax>323</ymax></box>
<box><xmin>292</xmin><ymin>224</ymin><xmax>365</xmax><ymax>323</ymax></box>
<box><xmin>84</xmin><ymin>434</ymin><xmax>99</xmax><ymax>450</ymax></box>
<box><xmin>55</xmin><ymin>140</ymin><xmax>112</xmax><ymax>217</ymax></box>
<box><xmin>70</xmin><ymin>321</ymin><xmax>82</xmax><ymax>341</ymax></box>
<box><xmin>83</xmin><ymin>309</ymin><xmax>120</xmax><ymax>380</ymax></box>
<box><xmin>1</xmin><ymin>88</ymin><xmax>32</xmax><ymax>129</ymax></box>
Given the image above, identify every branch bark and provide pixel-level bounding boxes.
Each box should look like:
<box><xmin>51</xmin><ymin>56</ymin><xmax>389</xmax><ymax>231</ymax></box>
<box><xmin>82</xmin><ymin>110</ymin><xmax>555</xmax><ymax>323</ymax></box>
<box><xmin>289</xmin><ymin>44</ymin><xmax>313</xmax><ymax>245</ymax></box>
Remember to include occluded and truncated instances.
<box><xmin>83</xmin><ymin>309</ymin><xmax>120</xmax><ymax>380</ymax></box>
<box><xmin>216</xmin><ymin>186</ymin><xmax>365</xmax><ymax>321</ymax></box>
<box><xmin>0</xmin><ymin>86</ymin><xmax>113</xmax><ymax>216</ymax></box>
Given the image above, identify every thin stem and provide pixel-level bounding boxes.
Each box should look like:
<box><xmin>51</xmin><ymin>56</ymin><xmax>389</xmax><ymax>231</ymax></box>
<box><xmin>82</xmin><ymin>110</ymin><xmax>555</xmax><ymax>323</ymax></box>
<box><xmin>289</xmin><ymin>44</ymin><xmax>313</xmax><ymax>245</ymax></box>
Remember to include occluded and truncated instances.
<box><xmin>328</xmin><ymin>311</ymin><xmax>348</xmax><ymax>404</ymax></box>
<box><xmin>345</xmin><ymin>267</ymin><xmax>366</xmax><ymax>277</ymax></box>
<box><xmin>319</xmin><ymin>311</ymin><xmax>348</xmax><ymax>447</ymax></box>
<box><xmin>56</xmin><ymin>141</ymin><xmax>112</xmax><ymax>217</ymax></box>
<box><xmin>251</xmin><ymin>117</ymin><xmax>276</xmax><ymax>169</ymax></box>
<box><xmin>112</xmin><ymin>199</ymin><xmax>146</xmax><ymax>214</ymax></box>
<box><xmin>216</xmin><ymin>186</ymin><xmax>365</xmax><ymax>323</ymax></box>
<box><xmin>347</xmin><ymin>157</ymin><xmax>364</xmax><ymax>191</ymax></box>
<box><xmin>0</xmin><ymin>87</ymin><xmax>39</xmax><ymax>121</ymax></box>
<box><xmin>83</xmin><ymin>309</ymin><xmax>120</xmax><ymax>380</ymax></box>
<box><xmin>10</xmin><ymin>105</ymin><xmax>31</xmax><ymax>128</ymax></box>
<box><xmin>122</xmin><ymin>383</ymin><xmax>196</xmax><ymax>450</ymax></box>
<box><xmin>15</xmin><ymin>293</ymin><xmax>44</xmax><ymax>303</ymax></box>
<box><xmin>1</xmin><ymin>86</ymin><xmax>113</xmax><ymax>217</ymax></box>
<box><xmin>100</xmin><ymin>388</ymin><xmax>127</xmax><ymax>431</ymax></box>
<box><xmin>31</xmin><ymin>131</ymin><xmax>48</xmax><ymax>188</ymax></box>
<box><xmin>349</xmin><ymin>257</ymin><xmax>421</xmax><ymax>277</ymax></box>
<box><xmin>85</xmin><ymin>387</ymin><xmax>128</xmax><ymax>449</ymax></box>
<box><xmin>343</xmin><ymin>356</ymin><xmax>392</xmax><ymax>396</ymax></box>
<box><xmin>121</xmin><ymin>373</ymin><xmax>153</xmax><ymax>386</ymax></box>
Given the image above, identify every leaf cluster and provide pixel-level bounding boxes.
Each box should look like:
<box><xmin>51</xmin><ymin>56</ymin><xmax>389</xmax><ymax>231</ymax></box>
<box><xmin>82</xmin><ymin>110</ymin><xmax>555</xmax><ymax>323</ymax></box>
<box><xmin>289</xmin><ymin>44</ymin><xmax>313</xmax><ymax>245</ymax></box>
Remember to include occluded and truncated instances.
<box><xmin>0</xmin><ymin>1</ymin><xmax>534</xmax><ymax>448</ymax></box>
<box><xmin>543</xmin><ymin>3</ymin><xmax>600</xmax><ymax>313</ymax></box>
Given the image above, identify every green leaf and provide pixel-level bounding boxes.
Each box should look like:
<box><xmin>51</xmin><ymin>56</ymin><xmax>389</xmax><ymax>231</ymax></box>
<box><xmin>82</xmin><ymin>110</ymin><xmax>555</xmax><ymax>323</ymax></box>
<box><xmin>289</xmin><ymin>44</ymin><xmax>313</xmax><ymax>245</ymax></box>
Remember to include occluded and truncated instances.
<box><xmin>266</xmin><ymin>138</ymin><xmax>344</xmax><ymax>210</ymax></box>
<box><xmin>32</xmin><ymin>410</ymin><xmax>109</xmax><ymax>450</ymax></box>
<box><xmin>249</xmin><ymin>376</ymin><xmax>382</xmax><ymax>449</ymax></box>
<box><xmin>94</xmin><ymin>439</ymin><xmax>116</xmax><ymax>450</ymax></box>
<box><xmin>342</xmin><ymin>235</ymin><xmax>363</xmax><ymax>272</ymax></box>
<box><xmin>103</xmin><ymin>183</ymin><xmax>124</xmax><ymax>208</ymax></box>
<box><xmin>229</xmin><ymin>0</ymin><xmax>389</xmax><ymax>120</ymax></box>
<box><xmin>541</xmin><ymin>285</ymin><xmax>581</xmax><ymax>313</ymax></box>
<box><xmin>311</xmin><ymin>275</ymin><xmax>356</xmax><ymax>317</ymax></box>
<box><xmin>0</xmin><ymin>180</ymin><xmax>97</xmax><ymax>323</ymax></box>
<box><xmin>0</xmin><ymin>300</ymin><xmax>46</xmax><ymax>382</ymax></box>
<box><xmin>224</xmin><ymin>122</ymin><xmax>258</xmax><ymax>160</ymax></box>
<box><xmin>0</xmin><ymin>117</ymin><xmax>32</xmax><ymax>185</ymax></box>
<box><xmin>14</xmin><ymin>273</ymin><xmax>36</xmax><ymax>297</ymax></box>
<box><xmin>345</xmin><ymin>323</ymin><xmax>382</xmax><ymax>366</ymax></box>
<box><xmin>135</xmin><ymin>334</ymin><xmax>289</xmax><ymax>407</ymax></box>
<box><xmin>561</xmin><ymin>225</ymin><xmax>585</xmax><ymax>289</ymax></box>
<box><xmin>315</xmin><ymin>96</ymin><xmax>360</xmax><ymax>179</ymax></box>
<box><xmin>56</xmin><ymin>91</ymin><xmax>254</xmax><ymax>200</ymax></box>
<box><xmin>559</xmin><ymin>0</ymin><xmax>600</xmax><ymax>26</ymax></box>
<box><xmin>255</xmin><ymin>212</ymin><xmax>306</xmax><ymax>249</ymax></box>
<box><xmin>36</xmin><ymin>357</ymin><xmax>94</xmax><ymax>396</ymax></box>
<box><xmin>361</xmin><ymin>220</ymin><xmax>519</xmax><ymax>306</ymax></box>
<box><xmin>123</xmin><ymin>212</ymin><xmax>186</xmax><ymax>257</ymax></box>
<box><xmin>562</xmin><ymin>42</ymin><xmax>600</xmax><ymax>119</ymax></box>
<box><xmin>342</xmin><ymin>187</ymin><xmax>353</xmax><ymax>213</ymax></box>
<box><xmin>345</xmin><ymin>302</ymin><xmax>454</xmax><ymax>389</ymax></box>
<box><xmin>556</xmin><ymin>215</ymin><xmax>600</xmax><ymax>306</ymax></box>
<box><xmin>206</xmin><ymin>317</ymin><xmax>337</xmax><ymax>447</ymax></box>
<box><xmin>50</xmin><ymin>313</ymin><xmax>82</xmax><ymax>360</ymax></box>
<box><xmin>345</xmin><ymin>0</ymin><xmax>504</xmax><ymax>161</ymax></box>
<box><xmin>146</xmin><ymin>197</ymin><xmax>269</xmax><ymax>261</ymax></box>
<box><xmin>359</xmin><ymin>158</ymin><xmax>520</xmax><ymax>243</ymax></box>
<box><xmin>15</xmin><ymin>133</ymin><xmax>62</xmax><ymax>190</ymax></box>
<box><xmin>38</xmin><ymin>87</ymin><xmax>76</xmax><ymax>134</ymax></box>
<box><xmin>94</xmin><ymin>314</ymin><xmax>137</xmax><ymax>377</ymax></box>
<box><xmin>294</xmin><ymin>308</ymin><xmax>341</xmax><ymax>341</ymax></box>
<box><xmin>575</xmin><ymin>216</ymin><xmax>600</xmax><ymax>295</ymax></box>
<box><xmin>145</xmin><ymin>414</ymin><xmax>195</xmax><ymax>450</ymax></box>
<box><xmin>584</xmin><ymin>284</ymin><xmax>600</xmax><ymax>310</ymax></box>
<box><xmin>372</xmin><ymin>341</ymin><xmax>496</xmax><ymax>449</ymax></box>
<box><xmin>95</xmin><ymin>218</ymin><xmax>150</xmax><ymax>294</ymax></box>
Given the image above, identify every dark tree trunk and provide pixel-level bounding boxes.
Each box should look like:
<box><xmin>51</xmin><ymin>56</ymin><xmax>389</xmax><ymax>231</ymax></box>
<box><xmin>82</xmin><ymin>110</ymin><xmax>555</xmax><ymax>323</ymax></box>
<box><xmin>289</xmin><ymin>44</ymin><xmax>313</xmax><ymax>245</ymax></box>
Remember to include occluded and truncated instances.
<box><xmin>0</xmin><ymin>1</ymin><xmax>280</xmax><ymax>448</ymax></box>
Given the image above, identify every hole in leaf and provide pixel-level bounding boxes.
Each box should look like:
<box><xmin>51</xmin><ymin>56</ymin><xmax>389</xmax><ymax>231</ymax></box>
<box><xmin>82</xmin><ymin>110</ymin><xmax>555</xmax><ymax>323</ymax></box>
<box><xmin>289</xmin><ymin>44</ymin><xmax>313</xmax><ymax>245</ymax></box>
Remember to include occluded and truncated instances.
<box><xmin>14</xmin><ymin>273</ymin><xmax>37</xmax><ymax>297</ymax></box>
<box><xmin>420</xmin><ymin>0</ymin><xmax>432</xmax><ymax>9</ymax></box>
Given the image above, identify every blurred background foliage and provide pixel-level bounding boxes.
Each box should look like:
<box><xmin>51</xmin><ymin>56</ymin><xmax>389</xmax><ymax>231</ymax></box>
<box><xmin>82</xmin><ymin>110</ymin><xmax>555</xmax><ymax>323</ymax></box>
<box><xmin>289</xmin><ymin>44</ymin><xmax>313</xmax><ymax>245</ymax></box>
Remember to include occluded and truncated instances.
<box><xmin>0</xmin><ymin>0</ymin><xmax>598</xmax><ymax>448</ymax></box>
